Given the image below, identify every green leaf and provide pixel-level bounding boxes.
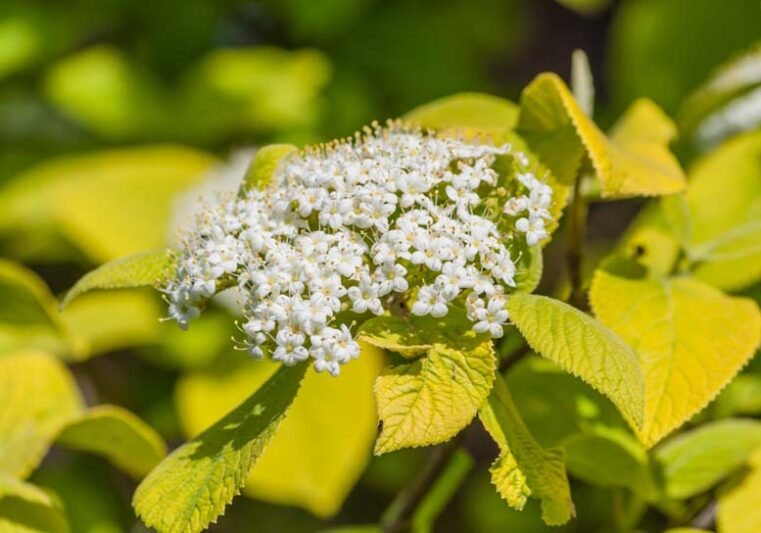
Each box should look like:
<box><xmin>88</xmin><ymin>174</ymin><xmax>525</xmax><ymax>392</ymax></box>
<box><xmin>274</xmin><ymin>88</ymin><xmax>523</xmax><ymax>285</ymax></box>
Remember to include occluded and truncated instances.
<box><xmin>176</xmin><ymin>345</ymin><xmax>384</xmax><ymax>517</ymax></box>
<box><xmin>478</xmin><ymin>375</ymin><xmax>574</xmax><ymax>525</ymax></box>
<box><xmin>517</xmin><ymin>73</ymin><xmax>685</xmax><ymax>197</ymax></box>
<box><xmin>590</xmin><ymin>271</ymin><xmax>761</xmax><ymax>447</ymax></box>
<box><xmin>374</xmin><ymin>319</ymin><xmax>496</xmax><ymax>454</ymax></box>
<box><xmin>0</xmin><ymin>351</ymin><xmax>83</xmax><ymax>477</ymax></box>
<box><xmin>506</xmin><ymin>293</ymin><xmax>645</xmax><ymax>431</ymax></box>
<box><xmin>133</xmin><ymin>362</ymin><xmax>307</xmax><ymax>533</ymax></box>
<box><xmin>654</xmin><ymin>419</ymin><xmax>761</xmax><ymax>499</ymax></box>
<box><xmin>571</xmin><ymin>50</ymin><xmax>594</xmax><ymax>117</ymax></box>
<box><xmin>0</xmin><ymin>146</ymin><xmax>215</xmax><ymax>262</ymax></box>
<box><xmin>63</xmin><ymin>249</ymin><xmax>175</xmax><ymax>307</ymax></box>
<box><xmin>56</xmin><ymin>405</ymin><xmax>167</xmax><ymax>480</ymax></box>
<box><xmin>241</xmin><ymin>144</ymin><xmax>298</xmax><ymax>192</ymax></box>
<box><xmin>562</xmin><ymin>427</ymin><xmax>653</xmax><ymax>496</ymax></box>
<box><xmin>685</xmin><ymin>130</ymin><xmax>761</xmax><ymax>291</ymax></box>
<box><xmin>718</xmin><ymin>447</ymin><xmax>761</xmax><ymax>533</ymax></box>
<box><xmin>404</xmin><ymin>92</ymin><xmax>519</xmax><ymax>137</ymax></box>
<box><xmin>0</xmin><ymin>474</ymin><xmax>69</xmax><ymax>533</ymax></box>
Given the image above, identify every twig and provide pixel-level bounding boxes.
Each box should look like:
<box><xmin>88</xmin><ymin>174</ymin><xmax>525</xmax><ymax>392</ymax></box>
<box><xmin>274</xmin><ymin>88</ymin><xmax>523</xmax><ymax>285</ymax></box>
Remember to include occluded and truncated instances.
<box><xmin>566</xmin><ymin>174</ymin><xmax>588</xmax><ymax>309</ymax></box>
<box><xmin>689</xmin><ymin>499</ymin><xmax>717</xmax><ymax>530</ymax></box>
<box><xmin>499</xmin><ymin>343</ymin><xmax>531</xmax><ymax>373</ymax></box>
<box><xmin>381</xmin><ymin>437</ymin><xmax>463</xmax><ymax>532</ymax></box>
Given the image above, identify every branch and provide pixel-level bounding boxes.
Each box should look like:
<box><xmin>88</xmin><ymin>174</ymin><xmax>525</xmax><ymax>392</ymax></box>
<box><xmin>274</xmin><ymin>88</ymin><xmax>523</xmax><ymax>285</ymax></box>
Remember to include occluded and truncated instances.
<box><xmin>381</xmin><ymin>437</ymin><xmax>463</xmax><ymax>532</ymax></box>
<box><xmin>566</xmin><ymin>174</ymin><xmax>588</xmax><ymax>309</ymax></box>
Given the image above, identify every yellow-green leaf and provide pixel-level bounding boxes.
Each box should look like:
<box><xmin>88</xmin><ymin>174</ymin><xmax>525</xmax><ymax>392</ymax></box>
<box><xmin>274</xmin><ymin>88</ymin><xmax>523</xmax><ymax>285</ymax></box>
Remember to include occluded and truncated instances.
<box><xmin>404</xmin><ymin>92</ymin><xmax>519</xmax><ymax>137</ymax></box>
<box><xmin>358</xmin><ymin>317</ymin><xmax>433</xmax><ymax>357</ymax></box>
<box><xmin>0</xmin><ymin>146</ymin><xmax>216</xmax><ymax>262</ymax></box>
<box><xmin>518</xmin><ymin>73</ymin><xmax>685</xmax><ymax>197</ymax></box>
<box><xmin>56</xmin><ymin>405</ymin><xmax>167</xmax><ymax>480</ymax></box>
<box><xmin>63</xmin><ymin>250</ymin><xmax>175</xmax><ymax>307</ymax></box>
<box><xmin>0</xmin><ymin>260</ymin><xmax>76</xmax><ymax>356</ymax></box>
<box><xmin>60</xmin><ymin>290</ymin><xmax>164</xmax><ymax>359</ymax></box>
<box><xmin>506</xmin><ymin>293</ymin><xmax>645</xmax><ymax>431</ymax></box>
<box><xmin>133</xmin><ymin>363</ymin><xmax>307</xmax><ymax>533</ymax></box>
<box><xmin>374</xmin><ymin>332</ymin><xmax>496</xmax><ymax>454</ymax></box>
<box><xmin>242</xmin><ymin>144</ymin><xmax>297</xmax><ymax>192</ymax></box>
<box><xmin>571</xmin><ymin>50</ymin><xmax>594</xmax><ymax>117</ymax></box>
<box><xmin>176</xmin><ymin>345</ymin><xmax>384</xmax><ymax>517</ymax></box>
<box><xmin>654</xmin><ymin>419</ymin><xmax>761</xmax><ymax>500</ymax></box>
<box><xmin>718</xmin><ymin>447</ymin><xmax>761</xmax><ymax>533</ymax></box>
<box><xmin>0</xmin><ymin>352</ymin><xmax>83</xmax><ymax>477</ymax></box>
<box><xmin>685</xmin><ymin>131</ymin><xmax>761</xmax><ymax>291</ymax></box>
<box><xmin>479</xmin><ymin>375</ymin><xmax>574</xmax><ymax>525</ymax></box>
<box><xmin>589</xmin><ymin>271</ymin><xmax>761</xmax><ymax>447</ymax></box>
<box><xmin>0</xmin><ymin>474</ymin><xmax>69</xmax><ymax>533</ymax></box>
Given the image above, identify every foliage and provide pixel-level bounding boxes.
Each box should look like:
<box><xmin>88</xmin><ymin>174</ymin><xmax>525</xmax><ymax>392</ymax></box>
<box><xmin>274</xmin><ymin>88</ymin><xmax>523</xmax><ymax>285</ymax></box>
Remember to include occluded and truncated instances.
<box><xmin>1</xmin><ymin>5</ymin><xmax>761</xmax><ymax>532</ymax></box>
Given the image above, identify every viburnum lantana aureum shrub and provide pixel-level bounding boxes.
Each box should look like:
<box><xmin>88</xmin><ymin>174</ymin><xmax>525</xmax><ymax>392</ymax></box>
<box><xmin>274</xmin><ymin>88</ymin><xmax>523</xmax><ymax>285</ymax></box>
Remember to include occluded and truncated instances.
<box><xmin>62</xmin><ymin>53</ymin><xmax>761</xmax><ymax>532</ymax></box>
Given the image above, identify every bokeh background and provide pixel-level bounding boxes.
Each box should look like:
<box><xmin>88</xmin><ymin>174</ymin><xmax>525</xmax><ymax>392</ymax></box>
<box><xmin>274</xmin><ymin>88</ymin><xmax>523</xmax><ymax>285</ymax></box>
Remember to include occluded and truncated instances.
<box><xmin>1</xmin><ymin>0</ymin><xmax>760</xmax><ymax>531</ymax></box>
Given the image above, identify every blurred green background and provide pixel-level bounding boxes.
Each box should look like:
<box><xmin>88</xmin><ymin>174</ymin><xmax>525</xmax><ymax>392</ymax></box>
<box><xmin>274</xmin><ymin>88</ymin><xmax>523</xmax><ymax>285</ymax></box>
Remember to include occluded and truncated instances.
<box><xmin>0</xmin><ymin>0</ymin><xmax>760</xmax><ymax>531</ymax></box>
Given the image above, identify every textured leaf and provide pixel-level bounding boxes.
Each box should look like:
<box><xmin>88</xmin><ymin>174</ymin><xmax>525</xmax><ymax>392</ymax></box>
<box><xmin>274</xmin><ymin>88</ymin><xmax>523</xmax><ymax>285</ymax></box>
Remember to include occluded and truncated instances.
<box><xmin>718</xmin><ymin>447</ymin><xmax>761</xmax><ymax>533</ymax></box>
<box><xmin>685</xmin><ymin>131</ymin><xmax>761</xmax><ymax>291</ymax></box>
<box><xmin>563</xmin><ymin>426</ymin><xmax>652</xmax><ymax>496</ymax></box>
<box><xmin>176</xmin><ymin>346</ymin><xmax>384</xmax><ymax>517</ymax></box>
<box><xmin>518</xmin><ymin>73</ymin><xmax>685</xmax><ymax>197</ymax></box>
<box><xmin>506</xmin><ymin>293</ymin><xmax>645</xmax><ymax>430</ymax></box>
<box><xmin>590</xmin><ymin>271</ymin><xmax>761</xmax><ymax>447</ymax></box>
<box><xmin>242</xmin><ymin>144</ymin><xmax>297</xmax><ymax>192</ymax></box>
<box><xmin>479</xmin><ymin>375</ymin><xmax>574</xmax><ymax>525</ymax></box>
<box><xmin>654</xmin><ymin>419</ymin><xmax>761</xmax><ymax>499</ymax></box>
<box><xmin>56</xmin><ymin>405</ymin><xmax>167</xmax><ymax>479</ymax></box>
<box><xmin>133</xmin><ymin>363</ymin><xmax>307</xmax><ymax>533</ymax></box>
<box><xmin>374</xmin><ymin>328</ymin><xmax>496</xmax><ymax>454</ymax></box>
<box><xmin>0</xmin><ymin>352</ymin><xmax>83</xmax><ymax>477</ymax></box>
<box><xmin>0</xmin><ymin>474</ymin><xmax>69</xmax><ymax>533</ymax></box>
<box><xmin>0</xmin><ymin>146</ymin><xmax>215</xmax><ymax>262</ymax></box>
<box><xmin>513</xmin><ymin>246</ymin><xmax>543</xmax><ymax>294</ymax></box>
<box><xmin>404</xmin><ymin>92</ymin><xmax>519</xmax><ymax>137</ymax></box>
<box><xmin>63</xmin><ymin>249</ymin><xmax>175</xmax><ymax>307</ymax></box>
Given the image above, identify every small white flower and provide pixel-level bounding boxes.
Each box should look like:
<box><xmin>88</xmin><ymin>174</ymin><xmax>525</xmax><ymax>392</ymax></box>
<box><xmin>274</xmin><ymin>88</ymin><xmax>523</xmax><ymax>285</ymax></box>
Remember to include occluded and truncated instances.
<box><xmin>516</xmin><ymin>214</ymin><xmax>549</xmax><ymax>246</ymax></box>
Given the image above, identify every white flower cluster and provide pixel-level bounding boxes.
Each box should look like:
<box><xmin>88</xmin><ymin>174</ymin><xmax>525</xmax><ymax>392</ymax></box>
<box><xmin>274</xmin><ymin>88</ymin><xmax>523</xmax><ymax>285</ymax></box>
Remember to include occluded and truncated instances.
<box><xmin>164</xmin><ymin>123</ymin><xmax>553</xmax><ymax>376</ymax></box>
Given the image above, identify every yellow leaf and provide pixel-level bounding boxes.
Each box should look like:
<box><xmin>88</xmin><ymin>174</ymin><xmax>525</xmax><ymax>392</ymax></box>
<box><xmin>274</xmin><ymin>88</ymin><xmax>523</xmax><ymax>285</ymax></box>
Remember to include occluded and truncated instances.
<box><xmin>589</xmin><ymin>271</ymin><xmax>761</xmax><ymax>447</ymax></box>
<box><xmin>176</xmin><ymin>345</ymin><xmax>384</xmax><ymax>517</ymax></box>
<box><xmin>0</xmin><ymin>146</ymin><xmax>216</xmax><ymax>262</ymax></box>
<box><xmin>0</xmin><ymin>352</ymin><xmax>83</xmax><ymax>477</ymax></box>
<box><xmin>374</xmin><ymin>333</ymin><xmax>496</xmax><ymax>454</ymax></box>
<box><xmin>718</xmin><ymin>447</ymin><xmax>761</xmax><ymax>533</ymax></box>
<box><xmin>479</xmin><ymin>376</ymin><xmax>574</xmax><ymax>525</ymax></box>
<box><xmin>518</xmin><ymin>73</ymin><xmax>685</xmax><ymax>197</ymax></box>
<box><xmin>56</xmin><ymin>405</ymin><xmax>167</xmax><ymax>479</ymax></box>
